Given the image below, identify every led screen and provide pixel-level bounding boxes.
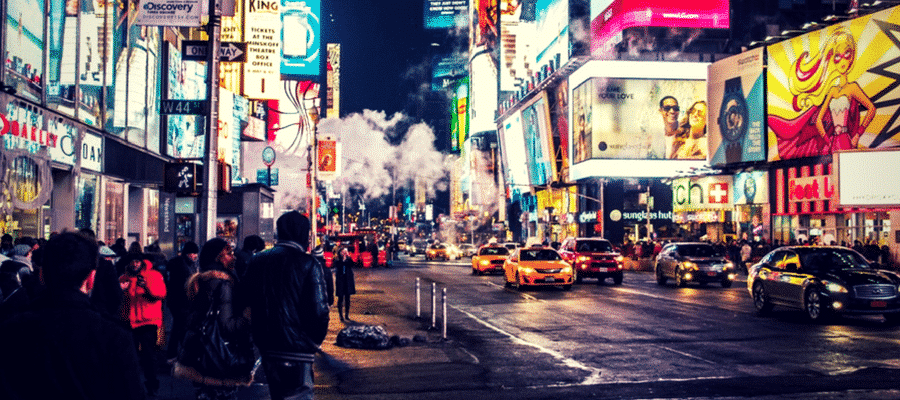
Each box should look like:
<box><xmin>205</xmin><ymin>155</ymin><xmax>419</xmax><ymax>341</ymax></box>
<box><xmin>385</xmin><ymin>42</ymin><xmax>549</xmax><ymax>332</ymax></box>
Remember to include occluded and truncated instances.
<box><xmin>424</xmin><ymin>0</ymin><xmax>467</xmax><ymax>29</ymax></box>
<box><xmin>571</xmin><ymin>77</ymin><xmax>706</xmax><ymax>160</ymax></box>
<box><xmin>591</xmin><ymin>0</ymin><xmax>729</xmax><ymax>58</ymax></box>
<box><xmin>450</xmin><ymin>77</ymin><xmax>469</xmax><ymax>152</ymax></box>
<box><xmin>836</xmin><ymin>150</ymin><xmax>900</xmax><ymax>207</ymax></box>
<box><xmin>498</xmin><ymin>109</ymin><xmax>531</xmax><ymax>189</ymax></box>
<box><xmin>767</xmin><ymin>7</ymin><xmax>900</xmax><ymax>161</ymax></box>
<box><xmin>567</xmin><ymin>60</ymin><xmax>709</xmax><ymax>179</ymax></box>
<box><xmin>5</xmin><ymin>0</ymin><xmax>45</xmax><ymax>102</ymax></box>
<box><xmin>520</xmin><ymin>92</ymin><xmax>556</xmax><ymax>186</ymax></box>
<box><xmin>166</xmin><ymin>42</ymin><xmax>206</xmax><ymax>159</ymax></box>
<box><xmin>280</xmin><ymin>0</ymin><xmax>320</xmax><ymax>79</ymax></box>
<box><xmin>707</xmin><ymin>47</ymin><xmax>766</xmax><ymax>166</ymax></box>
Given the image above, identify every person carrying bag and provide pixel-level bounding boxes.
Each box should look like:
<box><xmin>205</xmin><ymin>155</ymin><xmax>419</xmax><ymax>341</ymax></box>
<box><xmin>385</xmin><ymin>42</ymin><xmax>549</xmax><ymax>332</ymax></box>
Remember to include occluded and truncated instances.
<box><xmin>174</xmin><ymin>238</ymin><xmax>255</xmax><ymax>400</ymax></box>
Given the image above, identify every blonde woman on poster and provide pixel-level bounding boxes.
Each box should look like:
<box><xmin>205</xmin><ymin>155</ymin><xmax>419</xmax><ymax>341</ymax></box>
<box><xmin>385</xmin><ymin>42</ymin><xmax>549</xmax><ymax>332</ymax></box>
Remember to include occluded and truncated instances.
<box><xmin>768</xmin><ymin>27</ymin><xmax>876</xmax><ymax>159</ymax></box>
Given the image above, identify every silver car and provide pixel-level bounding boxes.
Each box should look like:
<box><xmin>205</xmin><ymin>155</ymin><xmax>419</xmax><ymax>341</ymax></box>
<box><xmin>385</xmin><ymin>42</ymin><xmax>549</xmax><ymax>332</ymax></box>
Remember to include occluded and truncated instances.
<box><xmin>655</xmin><ymin>242</ymin><xmax>737</xmax><ymax>288</ymax></box>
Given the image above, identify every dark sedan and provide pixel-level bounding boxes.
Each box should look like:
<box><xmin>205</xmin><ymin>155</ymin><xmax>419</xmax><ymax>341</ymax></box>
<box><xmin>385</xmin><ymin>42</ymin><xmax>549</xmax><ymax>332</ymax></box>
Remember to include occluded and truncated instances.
<box><xmin>655</xmin><ymin>242</ymin><xmax>737</xmax><ymax>288</ymax></box>
<box><xmin>748</xmin><ymin>246</ymin><xmax>900</xmax><ymax>322</ymax></box>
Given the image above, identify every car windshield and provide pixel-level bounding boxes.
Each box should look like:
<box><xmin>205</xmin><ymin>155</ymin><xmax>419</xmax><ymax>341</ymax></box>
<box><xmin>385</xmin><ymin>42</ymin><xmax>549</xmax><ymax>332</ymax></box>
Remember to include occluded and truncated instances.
<box><xmin>520</xmin><ymin>249</ymin><xmax>561</xmax><ymax>261</ymax></box>
<box><xmin>480</xmin><ymin>247</ymin><xmax>509</xmax><ymax>256</ymax></box>
<box><xmin>678</xmin><ymin>244</ymin><xmax>723</xmax><ymax>258</ymax></box>
<box><xmin>797</xmin><ymin>248</ymin><xmax>872</xmax><ymax>272</ymax></box>
<box><xmin>576</xmin><ymin>240</ymin><xmax>613</xmax><ymax>252</ymax></box>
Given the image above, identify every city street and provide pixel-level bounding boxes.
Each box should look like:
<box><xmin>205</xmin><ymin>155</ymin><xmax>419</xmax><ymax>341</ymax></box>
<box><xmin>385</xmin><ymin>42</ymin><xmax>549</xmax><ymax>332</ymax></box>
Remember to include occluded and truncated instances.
<box><xmin>310</xmin><ymin>254</ymin><xmax>900</xmax><ymax>399</ymax></box>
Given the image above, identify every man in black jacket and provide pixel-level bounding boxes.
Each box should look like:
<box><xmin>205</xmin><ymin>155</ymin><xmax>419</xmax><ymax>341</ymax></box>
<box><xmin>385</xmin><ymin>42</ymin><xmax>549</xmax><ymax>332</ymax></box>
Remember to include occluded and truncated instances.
<box><xmin>0</xmin><ymin>231</ymin><xmax>145</xmax><ymax>400</ymax></box>
<box><xmin>164</xmin><ymin>241</ymin><xmax>200</xmax><ymax>363</ymax></box>
<box><xmin>243</xmin><ymin>211</ymin><xmax>330</xmax><ymax>400</ymax></box>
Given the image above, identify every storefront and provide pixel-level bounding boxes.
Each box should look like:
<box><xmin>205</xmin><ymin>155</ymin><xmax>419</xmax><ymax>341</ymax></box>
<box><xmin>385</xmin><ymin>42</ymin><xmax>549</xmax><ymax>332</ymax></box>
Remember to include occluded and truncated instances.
<box><xmin>771</xmin><ymin>162</ymin><xmax>843</xmax><ymax>245</ymax></box>
<box><xmin>670</xmin><ymin>175</ymin><xmax>734</xmax><ymax>242</ymax></box>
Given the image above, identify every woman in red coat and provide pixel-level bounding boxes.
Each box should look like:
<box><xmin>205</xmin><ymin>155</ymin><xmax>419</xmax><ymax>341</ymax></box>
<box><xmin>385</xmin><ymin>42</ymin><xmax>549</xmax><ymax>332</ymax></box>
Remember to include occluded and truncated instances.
<box><xmin>119</xmin><ymin>253</ymin><xmax>166</xmax><ymax>397</ymax></box>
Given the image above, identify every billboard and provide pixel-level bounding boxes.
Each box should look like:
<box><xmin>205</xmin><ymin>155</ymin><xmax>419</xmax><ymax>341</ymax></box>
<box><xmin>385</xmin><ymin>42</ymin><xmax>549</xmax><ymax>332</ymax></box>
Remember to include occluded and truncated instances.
<box><xmin>244</xmin><ymin>0</ymin><xmax>281</xmax><ymax>98</ymax></box>
<box><xmin>591</xmin><ymin>0</ymin><xmax>729</xmax><ymax>58</ymax></box>
<box><xmin>450</xmin><ymin>77</ymin><xmax>469</xmax><ymax>152</ymax></box>
<box><xmin>326</xmin><ymin>43</ymin><xmax>340</xmax><ymax>117</ymax></box>
<box><xmin>432</xmin><ymin>52</ymin><xmax>468</xmax><ymax>91</ymax></box>
<box><xmin>567</xmin><ymin>60</ymin><xmax>708</xmax><ymax>179</ymax></box>
<box><xmin>835</xmin><ymin>150</ymin><xmax>900</xmax><ymax>207</ymax></box>
<box><xmin>767</xmin><ymin>7</ymin><xmax>900</xmax><ymax>161</ymax></box>
<box><xmin>733</xmin><ymin>170</ymin><xmax>768</xmax><ymax>205</ymax></box>
<box><xmin>521</xmin><ymin>91</ymin><xmax>556</xmax><ymax>186</ymax></box>
<box><xmin>571</xmin><ymin>77</ymin><xmax>706</xmax><ymax>160</ymax></box>
<box><xmin>134</xmin><ymin>0</ymin><xmax>202</xmax><ymax>27</ymax></box>
<box><xmin>707</xmin><ymin>47</ymin><xmax>766</xmax><ymax>166</ymax></box>
<box><xmin>425</xmin><ymin>0</ymin><xmax>468</xmax><ymax>29</ymax></box>
<box><xmin>280</xmin><ymin>0</ymin><xmax>320</xmax><ymax>79</ymax></box>
<box><xmin>498</xmin><ymin>109</ymin><xmax>531</xmax><ymax>189</ymax></box>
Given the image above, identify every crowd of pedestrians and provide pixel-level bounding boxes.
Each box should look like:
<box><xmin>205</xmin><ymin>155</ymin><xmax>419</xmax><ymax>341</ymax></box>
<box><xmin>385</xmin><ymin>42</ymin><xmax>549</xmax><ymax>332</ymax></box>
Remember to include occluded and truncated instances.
<box><xmin>0</xmin><ymin>210</ymin><xmax>335</xmax><ymax>400</ymax></box>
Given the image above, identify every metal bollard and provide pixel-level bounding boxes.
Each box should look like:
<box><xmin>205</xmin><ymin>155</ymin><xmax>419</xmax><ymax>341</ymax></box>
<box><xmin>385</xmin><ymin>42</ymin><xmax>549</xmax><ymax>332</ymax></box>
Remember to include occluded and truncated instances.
<box><xmin>416</xmin><ymin>278</ymin><xmax>421</xmax><ymax>319</ymax></box>
<box><xmin>442</xmin><ymin>288</ymin><xmax>447</xmax><ymax>340</ymax></box>
<box><xmin>431</xmin><ymin>282</ymin><xmax>437</xmax><ymax>329</ymax></box>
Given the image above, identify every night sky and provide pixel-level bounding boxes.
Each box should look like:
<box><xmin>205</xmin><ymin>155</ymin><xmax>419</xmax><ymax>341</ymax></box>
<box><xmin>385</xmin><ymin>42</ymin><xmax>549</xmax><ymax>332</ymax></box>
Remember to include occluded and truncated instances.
<box><xmin>323</xmin><ymin>0</ymin><xmax>430</xmax><ymax>118</ymax></box>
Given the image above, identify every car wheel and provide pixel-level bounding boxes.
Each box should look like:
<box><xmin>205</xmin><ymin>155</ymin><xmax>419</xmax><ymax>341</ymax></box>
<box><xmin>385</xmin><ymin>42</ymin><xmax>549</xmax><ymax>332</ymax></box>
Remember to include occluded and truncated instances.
<box><xmin>674</xmin><ymin>268</ymin><xmax>686</xmax><ymax>287</ymax></box>
<box><xmin>804</xmin><ymin>289</ymin><xmax>830</xmax><ymax>322</ymax></box>
<box><xmin>573</xmin><ymin>269</ymin><xmax>582</xmax><ymax>284</ymax></box>
<box><xmin>720</xmin><ymin>279</ymin><xmax>733</xmax><ymax>288</ymax></box>
<box><xmin>516</xmin><ymin>272</ymin><xmax>526</xmax><ymax>291</ymax></box>
<box><xmin>472</xmin><ymin>268</ymin><xmax>478</xmax><ymax>275</ymax></box>
<box><xmin>613</xmin><ymin>273</ymin><xmax>623</xmax><ymax>285</ymax></box>
<box><xmin>655</xmin><ymin>266</ymin><xmax>667</xmax><ymax>285</ymax></box>
<box><xmin>752</xmin><ymin>282</ymin><xmax>774</xmax><ymax>314</ymax></box>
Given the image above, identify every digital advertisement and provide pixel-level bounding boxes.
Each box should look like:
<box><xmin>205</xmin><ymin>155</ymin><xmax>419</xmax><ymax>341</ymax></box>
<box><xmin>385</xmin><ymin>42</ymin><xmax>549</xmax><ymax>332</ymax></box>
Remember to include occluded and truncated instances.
<box><xmin>707</xmin><ymin>47</ymin><xmax>766</xmax><ymax>166</ymax></box>
<box><xmin>767</xmin><ymin>6</ymin><xmax>900</xmax><ymax>161</ymax></box>
<box><xmin>280</xmin><ymin>0</ymin><xmax>320</xmax><ymax>79</ymax></box>
<box><xmin>571</xmin><ymin>77</ymin><xmax>707</xmax><ymax>160</ymax></box>
<box><xmin>424</xmin><ymin>0</ymin><xmax>467</xmax><ymax>29</ymax></box>
<box><xmin>591</xmin><ymin>0</ymin><xmax>730</xmax><ymax>58</ymax></box>
<box><xmin>521</xmin><ymin>92</ymin><xmax>556</xmax><ymax>186</ymax></box>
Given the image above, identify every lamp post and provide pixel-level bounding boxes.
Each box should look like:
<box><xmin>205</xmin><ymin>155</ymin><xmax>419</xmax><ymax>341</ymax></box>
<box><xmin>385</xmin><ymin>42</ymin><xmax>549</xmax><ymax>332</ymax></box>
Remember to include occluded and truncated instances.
<box><xmin>198</xmin><ymin>1</ymin><xmax>221</xmax><ymax>242</ymax></box>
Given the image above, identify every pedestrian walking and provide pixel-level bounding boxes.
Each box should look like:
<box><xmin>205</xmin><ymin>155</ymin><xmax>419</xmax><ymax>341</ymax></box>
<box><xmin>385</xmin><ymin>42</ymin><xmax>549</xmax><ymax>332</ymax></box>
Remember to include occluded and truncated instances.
<box><xmin>119</xmin><ymin>252</ymin><xmax>167</xmax><ymax>397</ymax></box>
<box><xmin>175</xmin><ymin>238</ymin><xmax>254</xmax><ymax>399</ymax></box>
<box><xmin>312</xmin><ymin>244</ymin><xmax>335</xmax><ymax>308</ymax></box>
<box><xmin>333</xmin><ymin>246</ymin><xmax>356</xmax><ymax>321</ymax></box>
<box><xmin>0</xmin><ymin>231</ymin><xmax>146</xmax><ymax>400</ymax></box>
<box><xmin>165</xmin><ymin>241</ymin><xmax>200</xmax><ymax>363</ymax></box>
<box><xmin>243</xmin><ymin>211</ymin><xmax>330</xmax><ymax>400</ymax></box>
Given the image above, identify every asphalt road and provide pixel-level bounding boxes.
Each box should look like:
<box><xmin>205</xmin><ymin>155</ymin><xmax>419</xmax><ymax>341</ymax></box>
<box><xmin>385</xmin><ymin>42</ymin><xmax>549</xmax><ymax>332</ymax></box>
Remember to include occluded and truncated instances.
<box><xmin>318</xmin><ymin>254</ymin><xmax>900</xmax><ymax>399</ymax></box>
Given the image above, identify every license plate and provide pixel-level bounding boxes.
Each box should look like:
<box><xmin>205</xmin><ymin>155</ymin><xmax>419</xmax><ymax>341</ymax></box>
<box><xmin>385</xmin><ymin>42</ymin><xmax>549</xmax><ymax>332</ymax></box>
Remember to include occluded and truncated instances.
<box><xmin>871</xmin><ymin>300</ymin><xmax>888</xmax><ymax>308</ymax></box>
<box><xmin>607</xmin><ymin>268</ymin><xmax>617</xmax><ymax>272</ymax></box>
<box><xmin>707</xmin><ymin>271</ymin><xmax>717</xmax><ymax>277</ymax></box>
<box><xmin>544</xmin><ymin>277</ymin><xmax>555</xmax><ymax>282</ymax></box>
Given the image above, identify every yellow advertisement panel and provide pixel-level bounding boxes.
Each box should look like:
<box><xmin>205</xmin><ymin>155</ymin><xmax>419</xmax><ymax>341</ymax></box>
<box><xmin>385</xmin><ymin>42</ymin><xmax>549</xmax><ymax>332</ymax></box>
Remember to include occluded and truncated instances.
<box><xmin>767</xmin><ymin>6</ymin><xmax>900</xmax><ymax>161</ymax></box>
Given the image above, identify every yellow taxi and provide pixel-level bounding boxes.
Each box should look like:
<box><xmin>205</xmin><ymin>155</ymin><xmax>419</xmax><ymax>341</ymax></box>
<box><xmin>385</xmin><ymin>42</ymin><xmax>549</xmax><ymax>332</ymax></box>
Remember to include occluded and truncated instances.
<box><xmin>425</xmin><ymin>243</ymin><xmax>450</xmax><ymax>261</ymax></box>
<box><xmin>471</xmin><ymin>245</ymin><xmax>510</xmax><ymax>275</ymax></box>
<box><xmin>503</xmin><ymin>246</ymin><xmax>574</xmax><ymax>290</ymax></box>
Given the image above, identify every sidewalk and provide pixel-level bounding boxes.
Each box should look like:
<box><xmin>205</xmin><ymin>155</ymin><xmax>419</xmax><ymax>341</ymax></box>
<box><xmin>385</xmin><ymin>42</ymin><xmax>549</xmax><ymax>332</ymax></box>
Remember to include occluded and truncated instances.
<box><xmin>155</xmin><ymin>270</ymin><xmax>451</xmax><ymax>399</ymax></box>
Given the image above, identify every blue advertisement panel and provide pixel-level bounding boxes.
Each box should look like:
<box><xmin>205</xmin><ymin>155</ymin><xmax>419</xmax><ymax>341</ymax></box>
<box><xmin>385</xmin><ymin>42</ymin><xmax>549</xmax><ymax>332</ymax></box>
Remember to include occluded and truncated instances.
<box><xmin>708</xmin><ymin>47</ymin><xmax>766</xmax><ymax>166</ymax></box>
<box><xmin>280</xmin><ymin>0</ymin><xmax>320</xmax><ymax>79</ymax></box>
<box><xmin>4</xmin><ymin>0</ymin><xmax>45</xmax><ymax>102</ymax></box>
<box><xmin>431</xmin><ymin>53</ymin><xmax>467</xmax><ymax>91</ymax></box>
<box><xmin>424</xmin><ymin>0</ymin><xmax>467</xmax><ymax>29</ymax></box>
<box><xmin>166</xmin><ymin>42</ymin><xmax>206</xmax><ymax>159</ymax></box>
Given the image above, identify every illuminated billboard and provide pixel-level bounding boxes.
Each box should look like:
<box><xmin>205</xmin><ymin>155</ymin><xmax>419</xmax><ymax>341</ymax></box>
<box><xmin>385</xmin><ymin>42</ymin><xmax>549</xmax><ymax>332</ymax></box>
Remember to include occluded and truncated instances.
<box><xmin>567</xmin><ymin>60</ymin><xmax>708</xmax><ymax>179</ymax></box>
<box><xmin>498</xmin><ymin>109</ymin><xmax>531</xmax><ymax>189</ymax></box>
<box><xmin>836</xmin><ymin>150</ymin><xmax>900</xmax><ymax>207</ymax></box>
<box><xmin>244</xmin><ymin>0</ymin><xmax>281</xmax><ymax>98</ymax></box>
<box><xmin>591</xmin><ymin>0</ymin><xmax>730</xmax><ymax>58</ymax></box>
<box><xmin>424</xmin><ymin>0</ymin><xmax>467</xmax><ymax>29</ymax></box>
<box><xmin>767</xmin><ymin>7</ymin><xmax>900</xmax><ymax>161</ymax></box>
<box><xmin>707</xmin><ymin>47</ymin><xmax>766</xmax><ymax>166</ymax></box>
<box><xmin>280</xmin><ymin>0</ymin><xmax>320</xmax><ymax>79</ymax></box>
<box><xmin>521</xmin><ymin>91</ymin><xmax>556</xmax><ymax>186</ymax></box>
<box><xmin>432</xmin><ymin>52</ymin><xmax>468</xmax><ymax>91</ymax></box>
<box><xmin>450</xmin><ymin>77</ymin><xmax>469</xmax><ymax>152</ymax></box>
<box><xmin>4</xmin><ymin>0</ymin><xmax>45</xmax><ymax>102</ymax></box>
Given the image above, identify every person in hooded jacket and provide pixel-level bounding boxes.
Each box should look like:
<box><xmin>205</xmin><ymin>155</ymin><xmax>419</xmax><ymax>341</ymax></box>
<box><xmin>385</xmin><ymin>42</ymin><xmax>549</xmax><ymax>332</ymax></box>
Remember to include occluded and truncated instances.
<box><xmin>165</xmin><ymin>241</ymin><xmax>200</xmax><ymax>363</ymax></box>
<box><xmin>119</xmin><ymin>252</ymin><xmax>167</xmax><ymax>397</ymax></box>
<box><xmin>333</xmin><ymin>246</ymin><xmax>356</xmax><ymax>321</ymax></box>
<box><xmin>178</xmin><ymin>238</ymin><xmax>253</xmax><ymax>400</ymax></box>
<box><xmin>243</xmin><ymin>211</ymin><xmax>329</xmax><ymax>400</ymax></box>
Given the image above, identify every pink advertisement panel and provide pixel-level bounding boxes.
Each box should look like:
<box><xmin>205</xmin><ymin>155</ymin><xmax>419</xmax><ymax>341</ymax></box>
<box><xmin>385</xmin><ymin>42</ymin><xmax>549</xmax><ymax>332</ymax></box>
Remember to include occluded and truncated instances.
<box><xmin>591</xmin><ymin>0</ymin><xmax>729</xmax><ymax>58</ymax></box>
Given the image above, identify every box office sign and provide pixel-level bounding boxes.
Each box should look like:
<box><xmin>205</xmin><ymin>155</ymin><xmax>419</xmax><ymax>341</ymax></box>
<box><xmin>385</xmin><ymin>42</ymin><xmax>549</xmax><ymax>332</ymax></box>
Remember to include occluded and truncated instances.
<box><xmin>671</xmin><ymin>176</ymin><xmax>733</xmax><ymax>213</ymax></box>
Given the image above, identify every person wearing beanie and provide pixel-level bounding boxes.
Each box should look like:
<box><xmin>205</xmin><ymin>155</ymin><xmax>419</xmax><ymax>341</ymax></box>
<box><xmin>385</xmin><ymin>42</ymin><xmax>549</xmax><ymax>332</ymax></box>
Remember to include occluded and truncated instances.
<box><xmin>243</xmin><ymin>211</ymin><xmax>330</xmax><ymax>400</ymax></box>
<box><xmin>164</xmin><ymin>241</ymin><xmax>200</xmax><ymax>363</ymax></box>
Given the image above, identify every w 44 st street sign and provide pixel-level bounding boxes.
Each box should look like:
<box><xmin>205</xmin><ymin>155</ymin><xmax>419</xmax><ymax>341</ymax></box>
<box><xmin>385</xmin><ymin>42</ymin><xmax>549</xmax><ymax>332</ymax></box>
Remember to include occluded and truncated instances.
<box><xmin>182</xmin><ymin>41</ymin><xmax>247</xmax><ymax>62</ymax></box>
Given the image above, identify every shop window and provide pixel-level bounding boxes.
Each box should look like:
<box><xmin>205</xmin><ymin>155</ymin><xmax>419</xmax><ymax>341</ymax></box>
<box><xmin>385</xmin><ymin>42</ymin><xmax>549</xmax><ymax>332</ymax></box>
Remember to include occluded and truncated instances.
<box><xmin>75</xmin><ymin>174</ymin><xmax>99</xmax><ymax>233</ymax></box>
<box><xmin>104</xmin><ymin>181</ymin><xmax>124</xmax><ymax>243</ymax></box>
<box><xmin>146</xmin><ymin>189</ymin><xmax>159</xmax><ymax>245</ymax></box>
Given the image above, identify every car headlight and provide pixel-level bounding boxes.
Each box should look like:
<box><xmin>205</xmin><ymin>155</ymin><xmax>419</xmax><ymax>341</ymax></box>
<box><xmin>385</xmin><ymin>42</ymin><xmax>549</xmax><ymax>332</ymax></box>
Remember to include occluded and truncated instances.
<box><xmin>682</xmin><ymin>261</ymin><xmax>698</xmax><ymax>270</ymax></box>
<box><xmin>519</xmin><ymin>267</ymin><xmax>535</xmax><ymax>274</ymax></box>
<box><xmin>823</xmin><ymin>280</ymin><xmax>848</xmax><ymax>293</ymax></box>
<box><xmin>562</xmin><ymin>266</ymin><xmax>572</xmax><ymax>274</ymax></box>
<box><xmin>615</xmin><ymin>255</ymin><xmax>625</xmax><ymax>263</ymax></box>
<box><xmin>577</xmin><ymin>256</ymin><xmax>591</xmax><ymax>262</ymax></box>
<box><xmin>724</xmin><ymin>262</ymin><xmax>734</xmax><ymax>270</ymax></box>
<box><xmin>480</xmin><ymin>260</ymin><xmax>489</xmax><ymax>266</ymax></box>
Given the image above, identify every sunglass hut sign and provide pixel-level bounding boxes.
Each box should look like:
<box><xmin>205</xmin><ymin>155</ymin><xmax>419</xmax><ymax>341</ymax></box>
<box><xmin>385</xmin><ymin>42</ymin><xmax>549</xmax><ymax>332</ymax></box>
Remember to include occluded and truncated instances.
<box><xmin>671</xmin><ymin>176</ymin><xmax>733</xmax><ymax>212</ymax></box>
